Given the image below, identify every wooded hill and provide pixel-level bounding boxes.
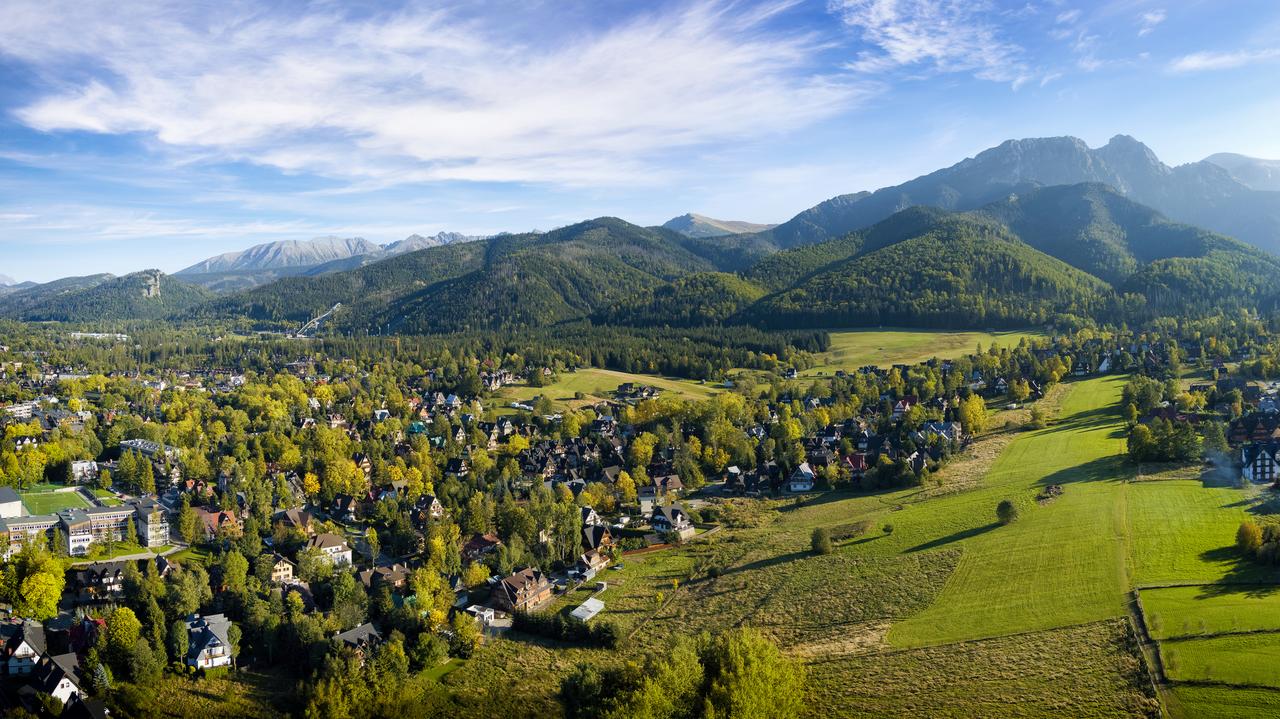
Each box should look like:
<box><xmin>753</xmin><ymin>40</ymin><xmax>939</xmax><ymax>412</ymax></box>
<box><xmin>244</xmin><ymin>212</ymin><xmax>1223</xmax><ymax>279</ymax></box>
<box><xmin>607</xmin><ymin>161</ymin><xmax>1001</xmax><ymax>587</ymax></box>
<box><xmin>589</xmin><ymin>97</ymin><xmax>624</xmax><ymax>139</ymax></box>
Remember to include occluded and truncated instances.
<box><xmin>7</xmin><ymin>183</ymin><xmax>1280</xmax><ymax>332</ymax></box>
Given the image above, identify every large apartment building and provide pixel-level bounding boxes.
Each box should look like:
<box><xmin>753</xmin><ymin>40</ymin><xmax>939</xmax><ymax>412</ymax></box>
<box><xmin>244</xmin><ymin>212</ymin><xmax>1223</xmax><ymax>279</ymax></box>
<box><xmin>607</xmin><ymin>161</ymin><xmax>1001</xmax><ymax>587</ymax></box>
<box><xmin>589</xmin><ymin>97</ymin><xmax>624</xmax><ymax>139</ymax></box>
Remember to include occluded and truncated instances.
<box><xmin>0</xmin><ymin>498</ymin><xmax>170</xmax><ymax>558</ymax></box>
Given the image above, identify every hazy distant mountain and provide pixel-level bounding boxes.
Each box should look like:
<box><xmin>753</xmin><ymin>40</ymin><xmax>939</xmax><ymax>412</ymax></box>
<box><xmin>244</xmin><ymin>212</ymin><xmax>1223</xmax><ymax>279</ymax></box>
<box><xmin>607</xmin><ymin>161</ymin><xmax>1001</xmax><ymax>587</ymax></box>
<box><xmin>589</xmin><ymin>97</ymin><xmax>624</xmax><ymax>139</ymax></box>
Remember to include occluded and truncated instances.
<box><xmin>1205</xmin><ymin>153</ymin><xmax>1280</xmax><ymax>192</ymax></box>
<box><xmin>176</xmin><ymin>232</ymin><xmax>485</xmax><ymax>291</ymax></box>
<box><xmin>384</xmin><ymin>231</ymin><xmax>483</xmax><ymax>254</ymax></box>
<box><xmin>743</xmin><ymin>135</ymin><xmax>1280</xmax><ymax>255</ymax></box>
<box><xmin>661</xmin><ymin>214</ymin><xmax>776</xmax><ymax>238</ymax></box>
<box><xmin>178</xmin><ymin>236</ymin><xmax>383</xmax><ymax>274</ymax></box>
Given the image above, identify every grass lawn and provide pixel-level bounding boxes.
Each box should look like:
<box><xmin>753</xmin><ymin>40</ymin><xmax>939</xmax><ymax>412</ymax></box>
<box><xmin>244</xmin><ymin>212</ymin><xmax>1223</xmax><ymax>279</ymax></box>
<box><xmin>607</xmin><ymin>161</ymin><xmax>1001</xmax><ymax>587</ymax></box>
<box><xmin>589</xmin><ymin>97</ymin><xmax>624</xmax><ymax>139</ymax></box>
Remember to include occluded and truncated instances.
<box><xmin>1163</xmin><ymin>633</ymin><xmax>1280</xmax><ymax>689</ymax></box>
<box><xmin>21</xmin><ymin>489</ymin><xmax>90</xmax><ymax>514</ymax></box>
<box><xmin>1141</xmin><ymin>585</ymin><xmax>1280</xmax><ymax>640</ymax></box>
<box><xmin>887</xmin><ymin>376</ymin><xmax>1134</xmax><ymax>647</ymax></box>
<box><xmin>495</xmin><ymin>367</ymin><xmax>719</xmax><ymax>411</ymax></box>
<box><xmin>1125</xmin><ymin>473</ymin><xmax>1258</xmax><ymax>586</ymax></box>
<box><xmin>1168</xmin><ymin>685</ymin><xmax>1280</xmax><ymax>719</ymax></box>
<box><xmin>800</xmin><ymin>328</ymin><xmax>1045</xmax><ymax>376</ymax></box>
<box><xmin>806</xmin><ymin>620</ymin><xmax>1159</xmax><ymax>718</ymax></box>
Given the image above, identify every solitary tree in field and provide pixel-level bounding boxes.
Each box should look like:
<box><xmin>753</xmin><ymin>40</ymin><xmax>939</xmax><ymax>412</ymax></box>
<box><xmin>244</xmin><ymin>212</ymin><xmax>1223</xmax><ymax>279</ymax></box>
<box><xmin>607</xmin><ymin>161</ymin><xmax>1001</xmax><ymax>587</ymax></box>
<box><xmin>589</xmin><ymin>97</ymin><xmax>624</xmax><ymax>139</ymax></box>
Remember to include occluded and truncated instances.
<box><xmin>811</xmin><ymin>527</ymin><xmax>832</xmax><ymax>555</ymax></box>
<box><xmin>996</xmin><ymin>499</ymin><xmax>1019</xmax><ymax>525</ymax></box>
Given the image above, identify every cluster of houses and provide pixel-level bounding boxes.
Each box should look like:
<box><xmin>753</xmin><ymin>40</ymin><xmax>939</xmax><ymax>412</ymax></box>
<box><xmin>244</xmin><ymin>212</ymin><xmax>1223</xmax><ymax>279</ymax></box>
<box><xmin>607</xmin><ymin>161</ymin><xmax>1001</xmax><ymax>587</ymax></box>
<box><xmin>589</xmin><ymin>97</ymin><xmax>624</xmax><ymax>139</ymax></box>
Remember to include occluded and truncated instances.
<box><xmin>0</xmin><ymin>606</ymin><xmax>234</xmax><ymax>715</ymax></box>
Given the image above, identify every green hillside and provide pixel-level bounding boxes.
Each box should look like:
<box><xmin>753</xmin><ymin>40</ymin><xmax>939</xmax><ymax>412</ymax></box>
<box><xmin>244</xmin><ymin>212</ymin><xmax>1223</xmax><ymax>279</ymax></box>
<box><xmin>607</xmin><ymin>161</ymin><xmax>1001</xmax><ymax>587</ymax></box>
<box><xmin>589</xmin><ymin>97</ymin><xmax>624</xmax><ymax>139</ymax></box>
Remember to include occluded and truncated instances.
<box><xmin>743</xmin><ymin>215</ymin><xmax>1115</xmax><ymax>328</ymax></box>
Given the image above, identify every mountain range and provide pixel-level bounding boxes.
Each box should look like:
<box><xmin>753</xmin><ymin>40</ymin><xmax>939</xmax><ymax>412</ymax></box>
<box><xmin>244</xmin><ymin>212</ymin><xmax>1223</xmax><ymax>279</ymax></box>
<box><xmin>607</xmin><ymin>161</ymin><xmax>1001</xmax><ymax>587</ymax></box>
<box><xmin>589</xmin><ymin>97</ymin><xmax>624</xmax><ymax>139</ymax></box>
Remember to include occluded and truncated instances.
<box><xmin>173</xmin><ymin>231</ymin><xmax>486</xmax><ymax>291</ymax></box>
<box><xmin>7</xmin><ymin>134</ymin><xmax>1280</xmax><ymax>334</ymax></box>
<box><xmin>661</xmin><ymin>213</ymin><xmax>776</xmax><ymax>238</ymax></box>
<box><xmin>1205</xmin><ymin>153</ymin><xmax>1280</xmax><ymax>192</ymax></box>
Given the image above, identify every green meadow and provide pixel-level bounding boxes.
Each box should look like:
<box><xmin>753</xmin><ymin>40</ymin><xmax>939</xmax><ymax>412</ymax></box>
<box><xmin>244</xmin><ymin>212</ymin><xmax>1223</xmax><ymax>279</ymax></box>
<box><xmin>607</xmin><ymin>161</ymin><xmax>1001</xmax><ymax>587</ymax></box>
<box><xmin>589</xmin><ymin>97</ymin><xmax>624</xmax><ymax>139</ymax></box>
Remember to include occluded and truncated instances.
<box><xmin>801</xmin><ymin>328</ymin><xmax>1044</xmax><ymax>376</ymax></box>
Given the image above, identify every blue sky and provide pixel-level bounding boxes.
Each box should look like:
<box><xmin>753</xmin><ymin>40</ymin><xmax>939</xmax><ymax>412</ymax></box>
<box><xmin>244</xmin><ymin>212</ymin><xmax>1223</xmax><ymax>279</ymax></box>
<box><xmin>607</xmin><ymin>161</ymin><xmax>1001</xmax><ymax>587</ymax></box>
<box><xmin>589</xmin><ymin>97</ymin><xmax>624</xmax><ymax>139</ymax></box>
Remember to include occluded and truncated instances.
<box><xmin>2</xmin><ymin>0</ymin><xmax>1280</xmax><ymax>282</ymax></box>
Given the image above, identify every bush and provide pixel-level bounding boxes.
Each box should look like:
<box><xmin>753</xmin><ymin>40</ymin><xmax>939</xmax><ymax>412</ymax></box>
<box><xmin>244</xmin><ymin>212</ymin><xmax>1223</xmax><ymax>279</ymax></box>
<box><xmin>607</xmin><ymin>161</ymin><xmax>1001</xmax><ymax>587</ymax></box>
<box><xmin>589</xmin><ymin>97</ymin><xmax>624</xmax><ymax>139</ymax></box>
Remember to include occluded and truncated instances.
<box><xmin>996</xmin><ymin>499</ymin><xmax>1019</xmax><ymax>525</ymax></box>
<box><xmin>1238</xmin><ymin>521</ymin><xmax>1263</xmax><ymax>556</ymax></box>
<box><xmin>882</xmin><ymin>523</ymin><xmax>894</xmax><ymax>535</ymax></box>
<box><xmin>811</xmin><ymin>527</ymin><xmax>832</xmax><ymax>555</ymax></box>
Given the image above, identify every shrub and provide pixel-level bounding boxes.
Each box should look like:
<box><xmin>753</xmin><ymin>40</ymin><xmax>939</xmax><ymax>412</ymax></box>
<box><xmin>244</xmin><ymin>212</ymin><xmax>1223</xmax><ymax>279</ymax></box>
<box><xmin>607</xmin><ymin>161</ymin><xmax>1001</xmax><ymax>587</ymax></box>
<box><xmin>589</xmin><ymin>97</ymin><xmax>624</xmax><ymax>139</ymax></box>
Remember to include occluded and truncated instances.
<box><xmin>1238</xmin><ymin>521</ymin><xmax>1263</xmax><ymax>556</ymax></box>
<box><xmin>811</xmin><ymin>527</ymin><xmax>832</xmax><ymax>555</ymax></box>
<box><xmin>882</xmin><ymin>523</ymin><xmax>894</xmax><ymax>535</ymax></box>
<box><xmin>996</xmin><ymin>499</ymin><xmax>1019</xmax><ymax>525</ymax></box>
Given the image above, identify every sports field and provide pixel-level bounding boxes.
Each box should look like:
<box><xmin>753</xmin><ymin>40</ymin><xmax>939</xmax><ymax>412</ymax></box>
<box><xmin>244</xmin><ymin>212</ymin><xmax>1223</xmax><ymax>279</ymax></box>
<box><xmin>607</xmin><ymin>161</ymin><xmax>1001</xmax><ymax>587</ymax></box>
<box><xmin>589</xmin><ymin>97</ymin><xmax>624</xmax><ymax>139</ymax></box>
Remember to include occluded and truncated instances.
<box><xmin>21</xmin><ymin>488</ymin><xmax>91</xmax><ymax>514</ymax></box>
<box><xmin>801</xmin><ymin>328</ymin><xmax>1045</xmax><ymax>376</ymax></box>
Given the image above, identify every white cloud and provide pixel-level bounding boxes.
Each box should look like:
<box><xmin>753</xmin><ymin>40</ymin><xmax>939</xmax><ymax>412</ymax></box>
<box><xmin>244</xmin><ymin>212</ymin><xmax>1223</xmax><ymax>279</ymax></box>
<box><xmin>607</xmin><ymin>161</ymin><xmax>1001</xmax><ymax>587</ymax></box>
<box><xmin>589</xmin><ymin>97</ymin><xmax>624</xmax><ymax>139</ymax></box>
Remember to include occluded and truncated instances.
<box><xmin>1055</xmin><ymin>9</ymin><xmax>1081</xmax><ymax>25</ymax></box>
<box><xmin>830</xmin><ymin>0</ymin><xmax>1031</xmax><ymax>87</ymax></box>
<box><xmin>0</xmin><ymin>1</ymin><xmax>865</xmax><ymax>187</ymax></box>
<box><xmin>1170</xmin><ymin>48</ymin><xmax>1280</xmax><ymax>72</ymax></box>
<box><xmin>1138</xmin><ymin>9</ymin><xmax>1165</xmax><ymax>36</ymax></box>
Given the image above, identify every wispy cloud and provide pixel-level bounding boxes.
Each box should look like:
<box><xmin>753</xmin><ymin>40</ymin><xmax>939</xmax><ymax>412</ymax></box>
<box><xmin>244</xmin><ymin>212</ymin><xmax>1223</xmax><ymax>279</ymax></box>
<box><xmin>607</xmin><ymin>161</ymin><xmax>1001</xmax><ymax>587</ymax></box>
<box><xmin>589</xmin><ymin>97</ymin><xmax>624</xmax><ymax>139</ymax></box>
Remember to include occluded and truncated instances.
<box><xmin>829</xmin><ymin>0</ymin><xmax>1032</xmax><ymax>87</ymax></box>
<box><xmin>1056</xmin><ymin>9</ymin><xmax>1081</xmax><ymax>25</ymax></box>
<box><xmin>0</xmin><ymin>1</ymin><xmax>865</xmax><ymax>187</ymax></box>
<box><xmin>1138</xmin><ymin>9</ymin><xmax>1165</xmax><ymax>37</ymax></box>
<box><xmin>1170</xmin><ymin>47</ymin><xmax>1280</xmax><ymax>72</ymax></box>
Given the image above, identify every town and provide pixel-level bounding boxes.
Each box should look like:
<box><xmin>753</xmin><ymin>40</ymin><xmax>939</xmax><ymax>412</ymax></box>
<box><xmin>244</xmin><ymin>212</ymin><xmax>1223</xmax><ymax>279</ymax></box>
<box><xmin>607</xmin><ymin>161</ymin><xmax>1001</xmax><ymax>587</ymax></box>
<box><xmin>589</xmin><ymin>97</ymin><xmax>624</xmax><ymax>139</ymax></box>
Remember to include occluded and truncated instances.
<box><xmin>0</xmin><ymin>316</ymin><xmax>1269</xmax><ymax>717</ymax></box>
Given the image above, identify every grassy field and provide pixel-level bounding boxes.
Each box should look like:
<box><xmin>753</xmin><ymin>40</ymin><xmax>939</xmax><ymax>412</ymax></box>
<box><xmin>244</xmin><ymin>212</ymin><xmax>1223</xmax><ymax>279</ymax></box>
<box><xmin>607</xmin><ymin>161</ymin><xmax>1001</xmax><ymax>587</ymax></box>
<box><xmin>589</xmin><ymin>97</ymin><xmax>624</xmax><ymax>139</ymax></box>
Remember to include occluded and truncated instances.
<box><xmin>807</xmin><ymin>620</ymin><xmax>1159</xmax><ymax>718</ymax></box>
<box><xmin>21</xmin><ymin>488</ymin><xmax>90</xmax><ymax>514</ymax></box>
<box><xmin>1163</xmin><ymin>633</ymin><xmax>1280</xmax><ymax>688</ymax></box>
<box><xmin>887</xmin><ymin>376</ymin><xmax>1134</xmax><ymax>646</ymax></box>
<box><xmin>1168</xmin><ymin>685</ymin><xmax>1280</xmax><ymax>719</ymax></box>
<box><xmin>1141</xmin><ymin>585</ymin><xmax>1280</xmax><ymax>640</ymax></box>
<box><xmin>801</xmin><ymin>328</ymin><xmax>1045</xmax><ymax>376</ymax></box>
<box><xmin>109</xmin><ymin>670</ymin><xmax>290</xmax><ymax>718</ymax></box>
<box><xmin>1125</xmin><ymin>474</ymin><xmax>1258</xmax><ymax>586</ymax></box>
<box><xmin>494</xmin><ymin>367</ymin><xmax>720</xmax><ymax>411</ymax></box>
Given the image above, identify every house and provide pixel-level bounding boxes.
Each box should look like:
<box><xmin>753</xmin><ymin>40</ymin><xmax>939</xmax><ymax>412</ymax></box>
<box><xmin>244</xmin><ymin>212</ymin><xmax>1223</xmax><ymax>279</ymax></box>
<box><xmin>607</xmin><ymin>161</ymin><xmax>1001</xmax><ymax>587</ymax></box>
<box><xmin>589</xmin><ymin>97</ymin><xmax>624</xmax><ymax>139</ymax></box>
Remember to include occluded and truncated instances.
<box><xmin>335</xmin><ymin>623</ymin><xmax>382</xmax><ymax>661</ymax></box>
<box><xmin>193</xmin><ymin>507</ymin><xmax>239</xmax><ymax>540</ymax></box>
<box><xmin>186</xmin><ymin>613</ymin><xmax>234</xmax><ymax>669</ymax></box>
<box><xmin>332</xmin><ymin>495</ymin><xmax>359</xmax><ymax>523</ymax></box>
<box><xmin>33</xmin><ymin>652</ymin><xmax>84</xmax><ymax>705</ymax></box>
<box><xmin>574</xmin><ymin>549</ymin><xmax>609</xmax><ymax>580</ymax></box>
<box><xmin>357</xmin><ymin>563</ymin><xmax>411</xmax><ymax>591</ymax></box>
<box><xmin>462</xmin><ymin>532</ymin><xmax>503</xmax><ymax>563</ymax></box>
<box><xmin>305</xmin><ymin>533</ymin><xmax>353</xmax><ymax>566</ymax></box>
<box><xmin>580</xmin><ymin>506</ymin><xmax>604</xmax><ymax>528</ymax></box>
<box><xmin>581</xmin><ymin>524</ymin><xmax>614</xmax><ymax>553</ymax></box>
<box><xmin>445</xmin><ymin>457</ymin><xmax>471</xmax><ymax>478</ymax></box>
<box><xmin>650</xmin><ymin>504</ymin><xmax>694</xmax><ymax>539</ymax></box>
<box><xmin>270</xmin><ymin>554</ymin><xmax>295</xmax><ymax>583</ymax></box>
<box><xmin>4</xmin><ymin>619</ymin><xmax>46</xmax><ymax>675</ymax></box>
<box><xmin>70</xmin><ymin>460</ymin><xmax>100</xmax><ymax>484</ymax></box>
<box><xmin>788</xmin><ymin>462</ymin><xmax>816</xmax><ymax>492</ymax></box>
<box><xmin>1242</xmin><ymin>442</ymin><xmax>1280</xmax><ymax>483</ymax></box>
<box><xmin>495</xmin><ymin>567</ymin><xmax>553</xmax><ymax>612</ymax></box>
<box><xmin>275</xmin><ymin>508</ymin><xmax>314</xmax><ymax>535</ymax></box>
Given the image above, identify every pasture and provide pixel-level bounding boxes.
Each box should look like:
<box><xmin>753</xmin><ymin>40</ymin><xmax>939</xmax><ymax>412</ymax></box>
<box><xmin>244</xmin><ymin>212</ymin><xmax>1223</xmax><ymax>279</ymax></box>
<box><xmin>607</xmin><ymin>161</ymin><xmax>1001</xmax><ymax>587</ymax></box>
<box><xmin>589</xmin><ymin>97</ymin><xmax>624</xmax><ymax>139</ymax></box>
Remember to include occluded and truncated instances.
<box><xmin>1163</xmin><ymin>633</ymin><xmax>1280</xmax><ymax>689</ymax></box>
<box><xmin>495</xmin><ymin>367</ymin><xmax>719</xmax><ymax>411</ymax></box>
<box><xmin>801</xmin><ymin>328</ymin><xmax>1044</xmax><ymax>376</ymax></box>
<box><xmin>1141</xmin><ymin>585</ymin><xmax>1280</xmax><ymax>640</ymax></box>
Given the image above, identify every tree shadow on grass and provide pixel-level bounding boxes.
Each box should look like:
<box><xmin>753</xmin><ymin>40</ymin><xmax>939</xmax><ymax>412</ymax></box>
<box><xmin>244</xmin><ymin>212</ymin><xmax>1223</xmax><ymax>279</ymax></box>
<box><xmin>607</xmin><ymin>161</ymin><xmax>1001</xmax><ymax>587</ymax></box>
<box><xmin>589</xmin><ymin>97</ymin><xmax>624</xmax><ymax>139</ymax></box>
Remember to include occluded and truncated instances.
<box><xmin>719</xmin><ymin>550</ymin><xmax>812</xmax><ymax>577</ymax></box>
<box><xmin>1195</xmin><ymin>546</ymin><xmax>1280</xmax><ymax>598</ymax></box>
<box><xmin>1034</xmin><ymin>455</ymin><xmax>1129</xmax><ymax>487</ymax></box>
<box><xmin>905</xmin><ymin>522</ymin><xmax>999</xmax><ymax>553</ymax></box>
